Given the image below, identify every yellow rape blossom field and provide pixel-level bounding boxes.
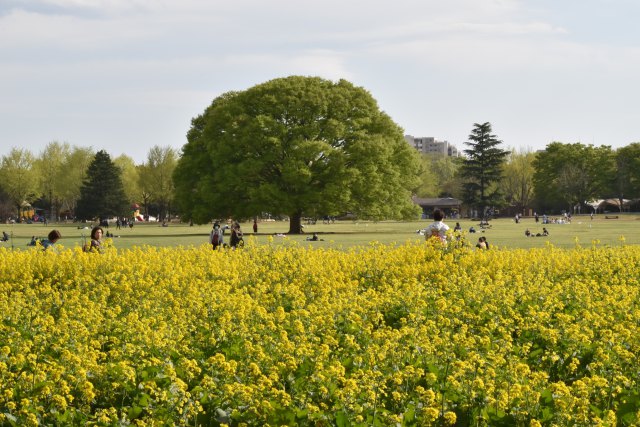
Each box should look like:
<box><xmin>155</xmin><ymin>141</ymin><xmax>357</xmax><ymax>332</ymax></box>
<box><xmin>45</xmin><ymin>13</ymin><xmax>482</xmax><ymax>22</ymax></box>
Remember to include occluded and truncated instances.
<box><xmin>1</xmin><ymin>239</ymin><xmax>639</xmax><ymax>426</ymax></box>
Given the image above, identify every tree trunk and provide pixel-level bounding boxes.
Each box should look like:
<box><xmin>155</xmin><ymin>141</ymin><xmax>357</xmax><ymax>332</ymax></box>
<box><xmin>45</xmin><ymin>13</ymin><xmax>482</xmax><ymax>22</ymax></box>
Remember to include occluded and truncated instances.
<box><xmin>288</xmin><ymin>211</ymin><xmax>304</xmax><ymax>234</ymax></box>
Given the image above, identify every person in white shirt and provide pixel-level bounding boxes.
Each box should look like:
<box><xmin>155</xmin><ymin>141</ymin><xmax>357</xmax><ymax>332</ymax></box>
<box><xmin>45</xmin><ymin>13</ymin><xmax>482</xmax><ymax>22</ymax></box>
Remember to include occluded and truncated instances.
<box><xmin>425</xmin><ymin>209</ymin><xmax>450</xmax><ymax>243</ymax></box>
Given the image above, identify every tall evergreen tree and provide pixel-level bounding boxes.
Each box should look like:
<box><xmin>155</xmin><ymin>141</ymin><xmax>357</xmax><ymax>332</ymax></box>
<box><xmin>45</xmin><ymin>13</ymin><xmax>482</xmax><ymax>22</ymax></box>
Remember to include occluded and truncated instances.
<box><xmin>75</xmin><ymin>150</ymin><xmax>128</xmax><ymax>220</ymax></box>
<box><xmin>460</xmin><ymin>122</ymin><xmax>509</xmax><ymax>217</ymax></box>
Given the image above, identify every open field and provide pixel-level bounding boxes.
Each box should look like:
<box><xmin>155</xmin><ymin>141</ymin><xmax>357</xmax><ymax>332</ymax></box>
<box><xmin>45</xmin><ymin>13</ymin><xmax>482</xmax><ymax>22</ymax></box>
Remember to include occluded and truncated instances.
<box><xmin>2</xmin><ymin>214</ymin><xmax>639</xmax><ymax>250</ymax></box>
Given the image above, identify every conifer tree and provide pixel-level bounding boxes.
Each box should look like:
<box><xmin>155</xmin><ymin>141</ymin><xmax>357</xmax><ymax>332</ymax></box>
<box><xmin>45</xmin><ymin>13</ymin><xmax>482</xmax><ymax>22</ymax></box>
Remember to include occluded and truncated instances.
<box><xmin>75</xmin><ymin>150</ymin><xmax>128</xmax><ymax>220</ymax></box>
<box><xmin>460</xmin><ymin>122</ymin><xmax>509</xmax><ymax>218</ymax></box>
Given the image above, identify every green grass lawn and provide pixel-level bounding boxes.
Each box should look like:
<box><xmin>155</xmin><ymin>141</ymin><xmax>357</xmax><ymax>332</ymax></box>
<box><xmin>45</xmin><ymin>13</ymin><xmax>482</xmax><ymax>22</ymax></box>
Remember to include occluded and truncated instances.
<box><xmin>1</xmin><ymin>214</ymin><xmax>638</xmax><ymax>251</ymax></box>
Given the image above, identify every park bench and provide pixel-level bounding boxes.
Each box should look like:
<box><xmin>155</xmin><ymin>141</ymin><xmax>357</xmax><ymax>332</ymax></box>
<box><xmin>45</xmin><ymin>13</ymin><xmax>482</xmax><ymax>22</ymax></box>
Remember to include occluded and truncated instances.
<box><xmin>604</xmin><ymin>215</ymin><xmax>619</xmax><ymax>219</ymax></box>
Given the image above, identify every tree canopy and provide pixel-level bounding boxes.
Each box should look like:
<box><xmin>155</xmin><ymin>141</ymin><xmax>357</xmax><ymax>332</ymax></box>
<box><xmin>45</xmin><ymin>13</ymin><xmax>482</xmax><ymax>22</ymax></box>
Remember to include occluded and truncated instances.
<box><xmin>34</xmin><ymin>141</ymin><xmax>71</xmax><ymax>221</ymax></box>
<box><xmin>0</xmin><ymin>148</ymin><xmax>38</xmax><ymax>218</ymax></box>
<box><xmin>459</xmin><ymin>122</ymin><xmax>509</xmax><ymax>217</ymax></box>
<box><xmin>500</xmin><ymin>149</ymin><xmax>536</xmax><ymax>214</ymax></box>
<box><xmin>613</xmin><ymin>143</ymin><xmax>640</xmax><ymax>206</ymax></box>
<box><xmin>75</xmin><ymin>150</ymin><xmax>128</xmax><ymax>220</ymax></box>
<box><xmin>139</xmin><ymin>146</ymin><xmax>177</xmax><ymax>221</ymax></box>
<box><xmin>532</xmin><ymin>142</ymin><xmax>613</xmax><ymax>212</ymax></box>
<box><xmin>174</xmin><ymin>76</ymin><xmax>422</xmax><ymax>233</ymax></box>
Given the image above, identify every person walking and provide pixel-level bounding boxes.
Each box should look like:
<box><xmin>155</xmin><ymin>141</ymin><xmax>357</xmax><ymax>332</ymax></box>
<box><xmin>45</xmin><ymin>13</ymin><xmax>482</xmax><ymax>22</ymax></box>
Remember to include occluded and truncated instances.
<box><xmin>210</xmin><ymin>222</ymin><xmax>224</xmax><ymax>250</ymax></box>
<box><xmin>229</xmin><ymin>222</ymin><xmax>244</xmax><ymax>249</ymax></box>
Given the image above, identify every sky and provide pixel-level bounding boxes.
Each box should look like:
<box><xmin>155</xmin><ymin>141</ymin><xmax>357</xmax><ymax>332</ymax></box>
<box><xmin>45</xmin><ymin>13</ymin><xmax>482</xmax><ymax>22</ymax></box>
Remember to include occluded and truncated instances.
<box><xmin>2</xmin><ymin>0</ymin><xmax>640</xmax><ymax>163</ymax></box>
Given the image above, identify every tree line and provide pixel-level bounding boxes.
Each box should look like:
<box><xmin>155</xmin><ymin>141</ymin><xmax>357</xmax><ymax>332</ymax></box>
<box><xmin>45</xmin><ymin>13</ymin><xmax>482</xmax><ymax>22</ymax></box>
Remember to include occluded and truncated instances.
<box><xmin>0</xmin><ymin>143</ymin><xmax>178</xmax><ymax>223</ymax></box>
<box><xmin>415</xmin><ymin>130</ymin><xmax>640</xmax><ymax>216</ymax></box>
<box><xmin>2</xmin><ymin>76</ymin><xmax>638</xmax><ymax>228</ymax></box>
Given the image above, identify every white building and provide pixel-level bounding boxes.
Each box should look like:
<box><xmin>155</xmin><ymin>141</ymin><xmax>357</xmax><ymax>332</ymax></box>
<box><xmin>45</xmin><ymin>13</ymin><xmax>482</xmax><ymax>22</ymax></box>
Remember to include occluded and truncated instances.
<box><xmin>404</xmin><ymin>135</ymin><xmax>460</xmax><ymax>157</ymax></box>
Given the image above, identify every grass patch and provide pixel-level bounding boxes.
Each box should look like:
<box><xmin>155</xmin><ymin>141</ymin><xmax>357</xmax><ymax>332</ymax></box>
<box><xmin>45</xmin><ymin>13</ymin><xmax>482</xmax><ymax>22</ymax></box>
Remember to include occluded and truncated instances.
<box><xmin>1</xmin><ymin>213</ymin><xmax>638</xmax><ymax>251</ymax></box>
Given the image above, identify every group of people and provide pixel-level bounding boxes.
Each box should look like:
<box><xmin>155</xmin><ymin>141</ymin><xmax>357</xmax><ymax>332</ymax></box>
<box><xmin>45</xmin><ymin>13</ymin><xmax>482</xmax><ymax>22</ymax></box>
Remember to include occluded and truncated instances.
<box><xmin>525</xmin><ymin>227</ymin><xmax>549</xmax><ymax>237</ymax></box>
<box><xmin>23</xmin><ymin>225</ymin><xmax>105</xmax><ymax>252</ymax></box>
<box><xmin>536</xmin><ymin>212</ymin><xmax>570</xmax><ymax>224</ymax></box>
<box><xmin>27</xmin><ymin>229</ymin><xmax>62</xmax><ymax>249</ymax></box>
<box><xmin>209</xmin><ymin>221</ymin><xmax>244</xmax><ymax>250</ymax></box>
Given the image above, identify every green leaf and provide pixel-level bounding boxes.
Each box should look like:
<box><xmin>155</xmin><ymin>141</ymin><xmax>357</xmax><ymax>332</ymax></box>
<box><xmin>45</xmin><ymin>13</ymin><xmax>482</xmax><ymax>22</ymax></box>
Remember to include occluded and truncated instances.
<box><xmin>128</xmin><ymin>405</ymin><xmax>144</xmax><ymax>420</ymax></box>
<box><xmin>335</xmin><ymin>410</ymin><xmax>349</xmax><ymax>427</ymax></box>
<box><xmin>403</xmin><ymin>403</ymin><xmax>416</xmax><ymax>425</ymax></box>
<box><xmin>3</xmin><ymin>413</ymin><xmax>18</xmax><ymax>427</ymax></box>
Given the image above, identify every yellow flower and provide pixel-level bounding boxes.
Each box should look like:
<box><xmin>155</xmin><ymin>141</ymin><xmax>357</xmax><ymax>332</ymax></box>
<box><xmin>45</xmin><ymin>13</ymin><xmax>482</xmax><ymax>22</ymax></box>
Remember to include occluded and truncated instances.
<box><xmin>443</xmin><ymin>411</ymin><xmax>457</xmax><ymax>425</ymax></box>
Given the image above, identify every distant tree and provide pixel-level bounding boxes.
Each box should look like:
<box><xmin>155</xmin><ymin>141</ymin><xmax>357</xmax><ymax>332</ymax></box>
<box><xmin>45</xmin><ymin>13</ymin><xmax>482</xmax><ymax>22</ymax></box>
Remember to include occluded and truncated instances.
<box><xmin>532</xmin><ymin>142</ymin><xmax>613</xmax><ymax>213</ymax></box>
<box><xmin>500</xmin><ymin>149</ymin><xmax>536</xmax><ymax>214</ymax></box>
<box><xmin>58</xmin><ymin>146</ymin><xmax>94</xmax><ymax>219</ymax></box>
<box><xmin>114</xmin><ymin>154</ymin><xmax>141</xmax><ymax>207</ymax></box>
<box><xmin>430</xmin><ymin>154</ymin><xmax>463</xmax><ymax>198</ymax></box>
<box><xmin>139</xmin><ymin>146</ymin><xmax>177</xmax><ymax>221</ymax></box>
<box><xmin>75</xmin><ymin>150</ymin><xmax>128</xmax><ymax>220</ymax></box>
<box><xmin>613</xmin><ymin>143</ymin><xmax>640</xmax><ymax>207</ymax></box>
<box><xmin>34</xmin><ymin>141</ymin><xmax>71</xmax><ymax>221</ymax></box>
<box><xmin>459</xmin><ymin>122</ymin><xmax>509</xmax><ymax>217</ymax></box>
<box><xmin>174</xmin><ymin>76</ymin><xmax>422</xmax><ymax>233</ymax></box>
<box><xmin>137</xmin><ymin>163</ymin><xmax>153</xmax><ymax>221</ymax></box>
<box><xmin>415</xmin><ymin>154</ymin><xmax>463</xmax><ymax>199</ymax></box>
<box><xmin>0</xmin><ymin>187</ymin><xmax>14</xmax><ymax>222</ymax></box>
<box><xmin>0</xmin><ymin>148</ymin><xmax>38</xmax><ymax>219</ymax></box>
<box><xmin>414</xmin><ymin>155</ymin><xmax>439</xmax><ymax>198</ymax></box>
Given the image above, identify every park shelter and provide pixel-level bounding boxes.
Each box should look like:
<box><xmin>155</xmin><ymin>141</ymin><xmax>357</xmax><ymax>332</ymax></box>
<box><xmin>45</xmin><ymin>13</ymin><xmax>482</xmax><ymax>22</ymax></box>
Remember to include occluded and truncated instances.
<box><xmin>586</xmin><ymin>198</ymin><xmax>630</xmax><ymax>213</ymax></box>
<box><xmin>412</xmin><ymin>197</ymin><xmax>462</xmax><ymax>218</ymax></box>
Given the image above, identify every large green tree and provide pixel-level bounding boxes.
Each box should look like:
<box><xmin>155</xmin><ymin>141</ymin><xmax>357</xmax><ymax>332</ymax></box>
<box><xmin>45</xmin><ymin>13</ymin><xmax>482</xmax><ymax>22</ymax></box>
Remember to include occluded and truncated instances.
<box><xmin>174</xmin><ymin>76</ymin><xmax>422</xmax><ymax>233</ymax></box>
<box><xmin>459</xmin><ymin>122</ymin><xmax>509</xmax><ymax>217</ymax></box>
<box><xmin>173</xmin><ymin>114</ymin><xmax>210</xmax><ymax>222</ymax></box>
<box><xmin>75</xmin><ymin>150</ymin><xmax>128</xmax><ymax>220</ymax></box>
<box><xmin>532</xmin><ymin>142</ymin><xmax>613</xmax><ymax>213</ymax></box>
<box><xmin>0</xmin><ymin>148</ymin><xmax>38</xmax><ymax>219</ymax></box>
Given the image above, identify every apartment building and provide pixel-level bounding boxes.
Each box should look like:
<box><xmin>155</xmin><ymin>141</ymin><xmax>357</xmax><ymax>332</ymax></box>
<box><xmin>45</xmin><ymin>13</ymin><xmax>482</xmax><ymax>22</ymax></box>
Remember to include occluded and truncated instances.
<box><xmin>404</xmin><ymin>135</ymin><xmax>460</xmax><ymax>157</ymax></box>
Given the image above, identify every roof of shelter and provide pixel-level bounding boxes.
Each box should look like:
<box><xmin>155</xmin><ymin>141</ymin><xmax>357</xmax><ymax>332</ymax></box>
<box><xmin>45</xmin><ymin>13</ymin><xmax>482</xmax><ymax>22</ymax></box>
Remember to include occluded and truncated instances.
<box><xmin>587</xmin><ymin>199</ymin><xmax>630</xmax><ymax>209</ymax></box>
